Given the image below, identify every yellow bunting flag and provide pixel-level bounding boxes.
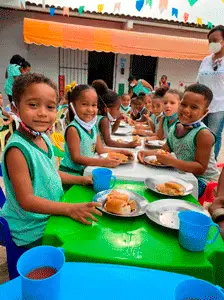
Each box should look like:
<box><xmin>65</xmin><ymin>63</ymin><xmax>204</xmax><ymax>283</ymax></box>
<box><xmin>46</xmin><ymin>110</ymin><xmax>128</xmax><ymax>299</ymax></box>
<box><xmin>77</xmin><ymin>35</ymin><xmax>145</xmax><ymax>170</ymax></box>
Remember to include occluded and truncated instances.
<box><xmin>196</xmin><ymin>17</ymin><xmax>202</xmax><ymax>26</ymax></box>
<box><xmin>98</xmin><ymin>4</ymin><xmax>104</xmax><ymax>13</ymax></box>
<box><xmin>63</xmin><ymin>7</ymin><xmax>69</xmax><ymax>17</ymax></box>
<box><xmin>114</xmin><ymin>2</ymin><xmax>121</xmax><ymax>13</ymax></box>
<box><xmin>222</xmin><ymin>0</ymin><xmax>224</xmax><ymax>3</ymax></box>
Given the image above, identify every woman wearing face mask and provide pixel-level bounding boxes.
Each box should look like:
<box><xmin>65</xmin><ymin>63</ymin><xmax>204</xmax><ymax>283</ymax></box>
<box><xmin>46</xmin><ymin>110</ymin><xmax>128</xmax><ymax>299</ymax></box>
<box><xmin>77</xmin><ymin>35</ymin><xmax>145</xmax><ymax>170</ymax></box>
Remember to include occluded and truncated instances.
<box><xmin>197</xmin><ymin>25</ymin><xmax>224</xmax><ymax>160</ymax></box>
<box><xmin>128</xmin><ymin>75</ymin><xmax>153</xmax><ymax>98</ymax></box>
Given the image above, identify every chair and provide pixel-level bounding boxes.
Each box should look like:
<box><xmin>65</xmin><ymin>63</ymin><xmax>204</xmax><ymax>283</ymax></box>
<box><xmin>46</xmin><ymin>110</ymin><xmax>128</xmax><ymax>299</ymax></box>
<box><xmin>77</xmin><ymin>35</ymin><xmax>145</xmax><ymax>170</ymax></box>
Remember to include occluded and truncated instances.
<box><xmin>52</xmin><ymin>109</ymin><xmax>67</xmax><ymax>133</ymax></box>
<box><xmin>51</xmin><ymin>133</ymin><xmax>65</xmax><ymax>164</ymax></box>
<box><xmin>0</xmin><ymin>118</ymin><xmax>10</xmax><ymax>152</ymax></box>
<box><xmin>0</xmin><ymin>217</ymin><xmax>27</xmax><ymax>280</ymax></box>
<box><xmin>199</xmin><ymin>181</ymin><xmax>218</xmax><ymax>206</ymax></box>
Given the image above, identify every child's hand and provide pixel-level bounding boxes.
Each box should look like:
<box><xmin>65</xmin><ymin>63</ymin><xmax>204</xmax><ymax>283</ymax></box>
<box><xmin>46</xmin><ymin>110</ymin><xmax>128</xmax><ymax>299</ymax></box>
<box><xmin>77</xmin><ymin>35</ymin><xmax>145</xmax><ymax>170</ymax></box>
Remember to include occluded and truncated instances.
<box><xmin>81</xmin><ymin>176</ymin><xmax>93</xmax><ymax>186</ymax></box>
<box><xmin>66</xmin><ymin>202</ymin><xmax>102</xmax><ymax>225</ymax></box>
<box><xmin>137</xmin><ymin>151</ymin><xmax>147</xmax><ymax>164</ymax></box>
<box><xmin>118</xmin><ymin>150</ymin><xmax>135</xmax><ymax>160</ymax></box>
<box><xmin>156</xmin><ymin>152</ymin><xmax>175</xmax><ymax>166</ymax></box>
<box><xmin>100</xmin><ymin>158</ymin><xmax>121</xmax><ymax>168</ymax></box>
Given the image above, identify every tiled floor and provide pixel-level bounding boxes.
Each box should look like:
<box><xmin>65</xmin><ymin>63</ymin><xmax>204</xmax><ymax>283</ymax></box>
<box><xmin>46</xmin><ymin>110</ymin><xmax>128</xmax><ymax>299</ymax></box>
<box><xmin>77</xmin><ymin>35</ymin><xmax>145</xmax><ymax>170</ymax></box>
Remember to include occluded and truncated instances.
<box><xmin>0</xmin><ymin>136</ymin><xmax>223</xmax><ymax>284</ymax></box>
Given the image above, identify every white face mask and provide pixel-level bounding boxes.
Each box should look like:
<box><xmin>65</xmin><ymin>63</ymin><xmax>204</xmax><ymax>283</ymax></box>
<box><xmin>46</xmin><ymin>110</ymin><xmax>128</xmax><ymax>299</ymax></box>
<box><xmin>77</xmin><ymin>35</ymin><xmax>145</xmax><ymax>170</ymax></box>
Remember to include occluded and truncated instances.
<box><xmin>70</xmin><ymin>103</ymin><xmax>97</xmax><ymax>131</ymax></box>
<box><xmin>130</xmin><ymin>83</ymin><xmax>136</xmax><ymax>87</ymax></box>
<box><xmin>107</xmin><ymin>112</ymin><xmax>116</xmax><ymax>122</ymax></box>
<box><xmin>182</xmin><ymin>112</ymin><xmax>208</xmax><ymax>127</ymax></box>
<box><xmin>209</xmin><ymin>42</ymin><xmax>222</xmax><ymax>54</ymax></box>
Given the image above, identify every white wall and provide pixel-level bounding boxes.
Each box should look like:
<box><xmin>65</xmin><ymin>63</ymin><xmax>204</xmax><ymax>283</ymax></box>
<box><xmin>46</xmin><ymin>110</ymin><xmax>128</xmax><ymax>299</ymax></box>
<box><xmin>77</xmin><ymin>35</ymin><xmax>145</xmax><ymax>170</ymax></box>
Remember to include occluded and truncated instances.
<box><xmin>114</xmin><ymin>54</ymin><xmax>131</xmax><ymax>94</ymax></box>
<box><xmin>0</xmin><ymin>9</ymin><xmax>59</xmax><ymax>103</ymax></box>
<box><xmin>157</xmin><ymin>58</ymin><xmax>201</xmax><ymax>90</ymax></box>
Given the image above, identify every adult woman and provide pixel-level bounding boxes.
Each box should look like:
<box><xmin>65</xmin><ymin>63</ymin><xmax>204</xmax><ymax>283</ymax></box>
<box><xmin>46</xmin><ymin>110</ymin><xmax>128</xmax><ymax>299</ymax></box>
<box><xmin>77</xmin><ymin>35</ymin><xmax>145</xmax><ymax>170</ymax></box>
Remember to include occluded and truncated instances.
<box><xmin>128</xmin><ymin>75</ymin><xmax>153</xmax><ymax>98</ymax></box>
<box><xmin>197</xmin><ymin>25</ymin><xmax>224</xmax><ymax>160</ymax></box>
<box><xmin>4</xmin><ymin>54</ymin><xmax>24</xmax><ymax>103</ymax></box>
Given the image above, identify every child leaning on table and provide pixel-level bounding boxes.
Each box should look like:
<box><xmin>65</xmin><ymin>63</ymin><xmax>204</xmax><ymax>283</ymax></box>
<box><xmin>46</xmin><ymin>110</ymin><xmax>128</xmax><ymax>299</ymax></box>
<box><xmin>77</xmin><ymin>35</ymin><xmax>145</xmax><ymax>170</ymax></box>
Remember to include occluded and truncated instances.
<box><xmin>59</xmin><ymin>83</ymin><xmax>133</xmax><ymax>177</ymax></box>
<box><xmin>92</xmin><ymin>80</ymin><xmax>140</xmax><ymax>148</ymax></box>
<box><xmin>138</xmin><ymin>83</ymin><xmax>219</xmax><ymax>198</ymax></box>
<box><xmin>0</xmin><ymin>73</ymin><xmax>103</xmax><ymax>249</ymax></box>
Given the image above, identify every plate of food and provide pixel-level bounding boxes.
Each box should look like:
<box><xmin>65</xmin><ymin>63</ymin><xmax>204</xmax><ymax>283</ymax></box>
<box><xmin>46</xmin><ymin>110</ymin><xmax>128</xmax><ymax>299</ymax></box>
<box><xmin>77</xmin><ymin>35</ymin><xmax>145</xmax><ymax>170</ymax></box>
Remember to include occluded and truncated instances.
<box><xmin>146</xmin><ymin>199</ymin><xmax>210</xmax><ymax>230</ymax></box>
<box><xmin>144</xmin><ymin>155</ymin><xmax>169</xmax><ymax>167</ymax></box>
<box><xmin>100</xmin><ymin>152</ymin><xmax>133</xmax><ymax>164</ymax></box>
<box><xmin>93</xmin><ymin>189</ymin><xmax>148</xmax><ymax>217</ymax></box>
<box><xmin>114</xmin><ymin>127</ymin><xmax>133</xmax><ymax>136</ymax></box>
<box><xmin>144</xmin><ymin>140</ymin><xmax>165</xmax><ymax>149</ymax></box>
<box><xmin>119</xmin><ymin>121</ymin><xmax>128</xmax><ymax>128</ymax></box>
<box><xmin>145</xmin><ymin>176</ymin><xmax>194</xmax><ymax>196</ymax></box>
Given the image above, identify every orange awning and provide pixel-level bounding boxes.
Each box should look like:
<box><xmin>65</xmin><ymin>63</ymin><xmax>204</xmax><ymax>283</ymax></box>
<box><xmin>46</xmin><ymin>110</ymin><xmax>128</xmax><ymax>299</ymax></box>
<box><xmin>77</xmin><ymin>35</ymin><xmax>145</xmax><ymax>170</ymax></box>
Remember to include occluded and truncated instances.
<box><xmin>24</xmin><ymin>18</ymin><xmax>208</xmax><ymax>60</ymax></box>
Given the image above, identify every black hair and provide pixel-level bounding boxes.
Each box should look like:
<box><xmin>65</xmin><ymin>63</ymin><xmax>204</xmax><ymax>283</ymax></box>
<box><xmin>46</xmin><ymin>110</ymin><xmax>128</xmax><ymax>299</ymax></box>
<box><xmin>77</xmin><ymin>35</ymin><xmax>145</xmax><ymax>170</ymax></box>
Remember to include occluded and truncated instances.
<box><xmin>21</xmin><ymin>61</ymin><xmax>31</xmax><ymax>69</ymax></box>
<box><xmin>184</xmin><ymin>84</ymin><xmax>213</xmax><ymax>106</ymax></box>
<box><xmin>93</xmin><ymin>81</ymin><xmax>119</xmax><ymax>116</ymax></box>
<box><xmin>208</xmin><ymin>25</ymin><xmax>224</xmax><ymax>39</ymax></box>
<box><xmin>67</xmin><ymin>84</ymin><xmax>95</xmax><ymax>121</ymax></box>
<box><xmin>135</xmin><ymin>95</ymin><xmax>144</xmax><ymax>103</ymax></box>
<box><xmin>9</xmin><ymin>55</ymin><xmax>25</xmax><ymax>66</ymax></box>
<box><xmin>161</xmin><ymin>75</ymin><xmax>167</xmax><ymax>80</ymax></box>
<box><xmin>128</xmin><ymin>74</ymin><xmax>136</xmax><ymax>82</ymax></box>
<box><xmin>165</xmin><ymin>89</ymin><xmax>183</xmax><ymax>101</ymax></box>
<box><xmin>12</xmin><ymin>73</ymin><xmax>59</xmax><ymax>106</ymax></box>
<box><xmin>154</xmin><ymin>87</ymin><xmax>167</xmax><ymax>98</ymax></box>
<box><xmin>138</xmin><ymin>92</ymin><xmax>146</xmax><ymax>96</ymax></box>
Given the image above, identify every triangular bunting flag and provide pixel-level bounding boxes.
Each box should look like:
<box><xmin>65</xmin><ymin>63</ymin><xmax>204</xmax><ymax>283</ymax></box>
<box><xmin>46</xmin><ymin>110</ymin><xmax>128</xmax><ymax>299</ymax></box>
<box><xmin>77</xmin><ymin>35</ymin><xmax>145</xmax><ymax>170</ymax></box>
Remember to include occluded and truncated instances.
<box><xmin>172</xmin><ymin>8</ymin><xmax>178</xmax><ymax>18</ymax></box>
<box><xmin>207</xmin><ymin>21</ymin><xmax>213</xmax><ymax>29</ymax></box>
<box><xmin>146</xmin><ymin>0</ymin><xmax>153</xmax><ymax>8</ymax></box>
<box><xmin>183</xmin><ymin>12</ymin><xmax>189</xmax><ymax>23</ymax></box>
<box><xmin>159</xmin><ymin>0</ymin><xmax>168</xmax><ymax>13</ymax></box>
<box><xmin>98</xmin><ymin>4</ymin><xmax>104</xmax><ymax>13</ymax></box>
<box><xmin>50</xmin><ymin>7</ymin><xmax>55</xmax><ymax>16</ymax></box>
<box><xmin>78</xmin><ymin>6</ymin><xmax>85</xmax><ymax>15</ymax></box>
<box><xmin>196</xmin><ymin>17</ymin><xmax>202</xmax><ymax>26</ymax></box>
<box><xmin>136</xmin><ymin>0</ymin><xmax>144</xmax><ymax>12</ymax></box>
<box><xmin>114</xmin><ymin>2</ymin><xmax>121</xmax><ymax>13</ymax></box>
<box><xmin>63</xmin><ymin>7</ymin><xmax>69</xmax><ymax>17</ymax></box>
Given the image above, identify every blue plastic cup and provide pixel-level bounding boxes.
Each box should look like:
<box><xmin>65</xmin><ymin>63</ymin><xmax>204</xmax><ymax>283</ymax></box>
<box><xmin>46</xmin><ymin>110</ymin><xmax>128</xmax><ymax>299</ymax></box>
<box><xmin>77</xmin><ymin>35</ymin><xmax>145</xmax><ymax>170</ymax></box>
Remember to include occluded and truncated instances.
<box><xmin>175</xmin><ymin>279</ymin><xmax>224</xmax><ymax>300</ymax></box>
<box><xmin>92</xmin><ymin>168</ymin><xmax>116</xmax><ymax>193</ymax></box>
<box><xmin>178</xmin><ymin>211</ymin><xmax>220</xmax><ymax>252</ymax></box>
<box><xmin>17</xmin><ymin>246</ymin><xmax>65</xmax><ymax>300</ymax></box>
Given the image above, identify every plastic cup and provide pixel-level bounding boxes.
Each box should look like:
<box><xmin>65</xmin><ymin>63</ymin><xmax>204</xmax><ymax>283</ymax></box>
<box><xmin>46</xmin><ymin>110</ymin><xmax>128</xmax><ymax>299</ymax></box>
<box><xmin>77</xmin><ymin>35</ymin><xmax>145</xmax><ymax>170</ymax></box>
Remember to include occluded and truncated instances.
<box><xmin>178</xmin><ymin>211</ymin><xmax>220</xmax><ymax>252</ymax></box>
<box><xmin>92</xmin><ymin>168</ymin><xmax>116</xmax><ymax>193</ymax></box>
<box><xmin>175</xmin><ymin>279</ymin><xmax>224</xmax><ymax>300</ymax></box>
<box><xmin>17</xmin><ymin>245</ymin><xmax>65</xmax><ymax>300</ymax></box>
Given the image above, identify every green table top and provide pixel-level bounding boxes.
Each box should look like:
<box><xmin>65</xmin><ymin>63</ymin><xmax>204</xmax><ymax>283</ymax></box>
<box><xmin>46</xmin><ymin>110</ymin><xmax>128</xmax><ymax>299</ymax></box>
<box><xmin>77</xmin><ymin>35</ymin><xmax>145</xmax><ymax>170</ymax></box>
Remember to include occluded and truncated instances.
<box><xmin>43</xmin><ymin>181</ymin><xmax>224</xmax><ymax>286</ymax></box>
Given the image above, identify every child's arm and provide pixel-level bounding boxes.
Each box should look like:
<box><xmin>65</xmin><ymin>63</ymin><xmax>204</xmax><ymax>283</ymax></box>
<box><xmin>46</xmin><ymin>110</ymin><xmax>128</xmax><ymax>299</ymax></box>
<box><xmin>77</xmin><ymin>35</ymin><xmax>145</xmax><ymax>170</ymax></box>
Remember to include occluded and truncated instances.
<box><xmin>156</xmin><ymin>117</ymin><xmax>165</xmax><ymax>140</ymax></box>
<box><xmin>137</xmin><ymin>144</ymin><xmax>171</xmax><ymax>163</ymax></box>
<box><xmin>1</xmin><ymin>109</ymin><xmax>13</xmax><ymax>125</ymax></box>
<box><xmin>217</xmin><ymin>168</ymin><xmax>224</xmax><ymax>197</ymax></box>
<box><xmin>99</xmin><ymin>118</ymin><xmax>140</xmax><ymax>148</ymax></box>
<box><xmin>141</xmin><ymin>80</ymin><xmax>153</xmax><ymax>91</ymax></box>
<box><xmin>156</xmin><ymin>129</ymin><xmax>214</xmax><ymax>175</ymax></box>
<box><xmin>144</xmin><ymin>114</ymin><xmax>155</xmax><ymax>132</ymax></box>
<box><xmin>6</xmin><ymin>148</ymin><xmax>102</xmax><ymax>225</ymax></box>
<box><xmin>58</xmin><ymin>171</ymin><xmax>92</xmax><ymax>186</ymax></box>
<box><xmin>66</xmin><ymin>126</ymin><xmax>120</xmax><ymax>168</ymax></box>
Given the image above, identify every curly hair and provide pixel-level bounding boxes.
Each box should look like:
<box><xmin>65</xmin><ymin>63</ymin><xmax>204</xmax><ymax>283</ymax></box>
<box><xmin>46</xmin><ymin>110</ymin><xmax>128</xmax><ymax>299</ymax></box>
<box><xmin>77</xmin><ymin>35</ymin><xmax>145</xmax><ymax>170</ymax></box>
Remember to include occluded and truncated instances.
<box><xmin>12</xmin><ymin>73</ymin><xmax>59</xmax><ymax>105</ymax></box>
<box><xmin>184</xmin><ymin>84</ymin><xmax>213</xmax><ymax>106</ymax></box>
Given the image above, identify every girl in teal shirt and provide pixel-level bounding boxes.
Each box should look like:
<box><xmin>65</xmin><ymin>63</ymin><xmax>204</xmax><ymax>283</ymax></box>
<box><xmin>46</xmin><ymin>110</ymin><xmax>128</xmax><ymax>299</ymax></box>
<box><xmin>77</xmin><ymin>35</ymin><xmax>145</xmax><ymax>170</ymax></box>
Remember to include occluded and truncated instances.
<box><xmin>0</xmin><ymin>73</ymin><xmax>102</xmax><ymax>250</ymax></box>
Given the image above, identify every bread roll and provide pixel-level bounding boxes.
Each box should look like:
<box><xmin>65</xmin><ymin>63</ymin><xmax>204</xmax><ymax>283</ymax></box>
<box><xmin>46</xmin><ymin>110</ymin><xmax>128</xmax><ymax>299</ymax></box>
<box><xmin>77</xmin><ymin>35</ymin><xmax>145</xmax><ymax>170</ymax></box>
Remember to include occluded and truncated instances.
<box><xmin>108</xmin><ymin>152</ymin><xmax>129</xmax><ymax>163</ymax></box>
<box><xmin>104</xmin><ymin>191</ymin><xmax>136</xmax><ymax>215</ymax></box>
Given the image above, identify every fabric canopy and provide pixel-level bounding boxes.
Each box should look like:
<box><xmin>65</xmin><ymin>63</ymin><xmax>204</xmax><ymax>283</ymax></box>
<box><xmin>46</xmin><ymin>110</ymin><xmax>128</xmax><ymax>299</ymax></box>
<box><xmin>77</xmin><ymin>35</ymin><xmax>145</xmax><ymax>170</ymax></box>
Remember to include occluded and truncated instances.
<box><xmin>23</xmin><ymin>18</ymin><xmax>209</xmax><ymax>60</ymax></box>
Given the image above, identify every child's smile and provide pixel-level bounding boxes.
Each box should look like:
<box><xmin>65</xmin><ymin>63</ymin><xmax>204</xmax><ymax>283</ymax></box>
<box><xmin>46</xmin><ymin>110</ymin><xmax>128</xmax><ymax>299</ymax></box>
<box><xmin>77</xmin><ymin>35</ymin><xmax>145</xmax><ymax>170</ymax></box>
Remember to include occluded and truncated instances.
<box><xmin>74</xmin><ymin>89</ymin><xmax>98</xmax><ymax>123</ymax></box>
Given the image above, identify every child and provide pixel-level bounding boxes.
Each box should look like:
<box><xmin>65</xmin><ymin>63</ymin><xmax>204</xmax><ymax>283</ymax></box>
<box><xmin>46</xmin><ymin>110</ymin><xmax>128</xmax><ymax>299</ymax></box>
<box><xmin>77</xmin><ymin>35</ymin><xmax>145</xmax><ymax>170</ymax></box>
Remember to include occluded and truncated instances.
<box><xmin>20</xmin><ymin>61</ymin><xmax>31</xmax><ymax>74</ymax></box>
<box><xmin>159</xmin><ymin>75</ymin><xmax>169</xmax><ymax>89</ymax></box>
<box><xmin>143</xmin><ymin>94</ymin><xmax>152</xmax><ymax>115</ymax></box>
<box><xmin>0</xmin><ymin>73</ymin><xmax>102</xmax><ymax>250</ymax></box>
<box><xmin>120</xmin><ymin>93</ymin><xmax>131</xmax><ymax>115</ymax></box>
<box><xmin>131</xmin><ymin>95</ymin><xmax>148</xmax><ymax>122</ymax></box>
<box><xmin>59</xmin><ymin>84</ymin><xmax>134</xmax><ymax>175</ymax></box>
<box><xmin>138</xmin><ymin>83</ymin><xmax>219</xmax><ymax>198</ymax></box>
<box><xmin>134</xmin><ymin>94</ymin><xmax>164</xmax><ymax>136</ymax></box>
<box><xmin>146</xmin><ymin>89</ymin><xmax>182</xmax><ymax>141</ymax></box>
<box><xmin>0</xmin><ymin>92</ymin><xmax>13</xmax><ymax>133</ymax></box>
<box><xmin>93</xmin><ymin>82</ymin><xmax>140</xmax><ymax>148</ymax></box>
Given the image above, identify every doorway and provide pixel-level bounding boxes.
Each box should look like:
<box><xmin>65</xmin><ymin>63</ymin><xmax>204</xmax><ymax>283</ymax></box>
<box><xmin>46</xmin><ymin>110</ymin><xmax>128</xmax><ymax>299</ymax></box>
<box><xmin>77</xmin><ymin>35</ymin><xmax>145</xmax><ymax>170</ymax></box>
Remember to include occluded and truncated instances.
<box><xmin>130</xmin><ymin>55</ymin><xmax>158</xmax><ymax>88</ymax></box>
<box><xmin>88</xmin><ymin>51</ymin><xmax>115</xmax><ymax>89</ymax></box>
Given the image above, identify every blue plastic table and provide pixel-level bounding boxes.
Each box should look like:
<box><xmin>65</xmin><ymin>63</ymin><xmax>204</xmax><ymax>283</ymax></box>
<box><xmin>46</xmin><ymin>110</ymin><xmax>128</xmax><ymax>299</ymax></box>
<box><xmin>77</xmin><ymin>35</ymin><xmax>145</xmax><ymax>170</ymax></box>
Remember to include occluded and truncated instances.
<box><xmin>0</xmin><ymin>262</ymin><xmax>200</xmax><ymax>300</ymax></box>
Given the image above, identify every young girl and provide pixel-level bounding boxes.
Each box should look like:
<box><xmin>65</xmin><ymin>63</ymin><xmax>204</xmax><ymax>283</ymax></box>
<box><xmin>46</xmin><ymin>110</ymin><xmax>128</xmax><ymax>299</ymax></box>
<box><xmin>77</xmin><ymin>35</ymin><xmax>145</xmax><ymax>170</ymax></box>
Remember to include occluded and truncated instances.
<box><xmin>131</xmin><ymin>95</ymin><xmax>148</xmax><ymax>122</ymax></box>
<box><xmin>138</xmin><ymin>83</ymin><xmax>219</xmax><ymax>198</ymax></box>
<box><xmin>59</xmin><ymin>84</ymin><xmax>134</xmax><ymax>175</ymax></box>
<box><xmin>120</xmin><ymin>93</ymin><xmax>131</xmax><ymax>115</ymax></box>
<box><xmin>146</xmin><ymin>89</ymin><xmax>182</xmax><ymax>141</ymax></box>
<box><xmin>0</xmin><ymin>73</ymin><xmax>102</xmax><ymax>251</ymax></box>
<box><xmin>93</xmin><ymin>82</ymin><xmax>140</xmax><ymax>148</ymax></box>
<box><xmin>0</xmin><ymin>92</ymin><xmax>13</xmax><ymax>132</ymax></box>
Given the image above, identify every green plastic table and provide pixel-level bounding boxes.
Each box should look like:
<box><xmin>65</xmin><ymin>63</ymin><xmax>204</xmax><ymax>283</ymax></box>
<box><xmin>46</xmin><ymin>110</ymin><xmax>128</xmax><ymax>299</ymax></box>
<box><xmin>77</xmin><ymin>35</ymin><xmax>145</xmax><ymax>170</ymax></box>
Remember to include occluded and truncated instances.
<box><xmin>43</xmin><ymin>181</ymin><xmax>224</xmax><ymax>287</ymax></box>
